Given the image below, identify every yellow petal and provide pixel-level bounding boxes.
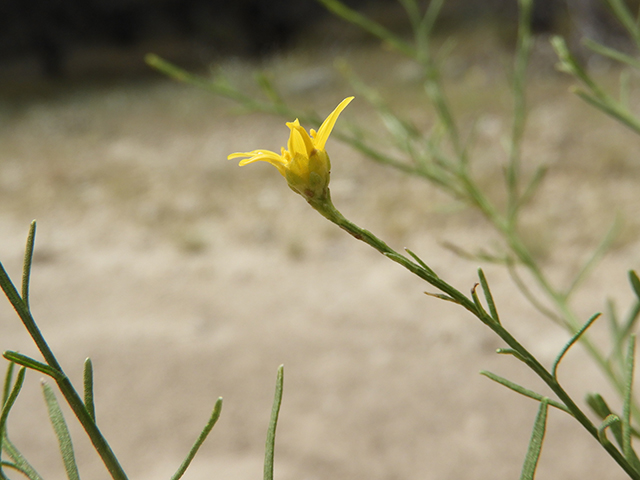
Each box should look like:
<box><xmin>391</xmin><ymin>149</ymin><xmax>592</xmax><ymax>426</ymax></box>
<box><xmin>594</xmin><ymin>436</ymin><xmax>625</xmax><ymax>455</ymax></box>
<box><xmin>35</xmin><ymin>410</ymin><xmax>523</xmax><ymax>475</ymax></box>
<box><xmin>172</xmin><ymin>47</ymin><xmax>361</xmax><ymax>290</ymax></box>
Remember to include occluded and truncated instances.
<box><xmin>314</xmin><ymin>97</ymin><xmax>354</xmax><ymax>150</ymax></box>
<box><xmin>293</xmin><ymin>125</ymin><xmax>315</xmax><ymax>157</ymax></box>
<box><xmin>228</xmin><ymin>149</ymin><xmax>279</xmax><ymax>160</ymax></box>
<box><xmin>237</xmin><ymin>152</ymin><xmax>287</xmax><ymax>176</ymax></box>
<box><xmin>228</xmin><ymin>150</ymin><xmax>286</xmax><ymax>167</ymax></box>
<box><xmin>286</xmin><ymin>126</ymin><xmax>311</xmax><ymax>159</ymax></box>
<box><xmin>286</xmin><ymin>119</ymin><xmax>302</xmax><ymax>155</ymax></box>
<box><xmin>285</xmin><ymin>118</ymin><xmax>300</xmax><ymax>152</ymax></box>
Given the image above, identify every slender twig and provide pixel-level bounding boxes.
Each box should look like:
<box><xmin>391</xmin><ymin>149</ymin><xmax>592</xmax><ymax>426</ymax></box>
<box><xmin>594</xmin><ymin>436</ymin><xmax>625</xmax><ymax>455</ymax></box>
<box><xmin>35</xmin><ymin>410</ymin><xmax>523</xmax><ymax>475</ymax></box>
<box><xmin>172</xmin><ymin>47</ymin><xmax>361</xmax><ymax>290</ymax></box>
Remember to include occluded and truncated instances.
<box><xmin>314</xmin><ymin>198</ymin><xmax>640</xmax><ymax>479</ymax></box>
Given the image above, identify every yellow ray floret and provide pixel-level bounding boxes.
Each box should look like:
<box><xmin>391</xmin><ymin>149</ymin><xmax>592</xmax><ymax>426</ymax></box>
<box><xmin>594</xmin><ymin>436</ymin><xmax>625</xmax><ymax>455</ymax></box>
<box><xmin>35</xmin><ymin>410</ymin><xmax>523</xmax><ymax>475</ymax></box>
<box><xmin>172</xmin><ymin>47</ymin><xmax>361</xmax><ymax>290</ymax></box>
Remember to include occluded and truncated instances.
<box><xmin>228</xmin><ymin>97</ymin><xmax>354</xmax><ymax>202</ymax></box>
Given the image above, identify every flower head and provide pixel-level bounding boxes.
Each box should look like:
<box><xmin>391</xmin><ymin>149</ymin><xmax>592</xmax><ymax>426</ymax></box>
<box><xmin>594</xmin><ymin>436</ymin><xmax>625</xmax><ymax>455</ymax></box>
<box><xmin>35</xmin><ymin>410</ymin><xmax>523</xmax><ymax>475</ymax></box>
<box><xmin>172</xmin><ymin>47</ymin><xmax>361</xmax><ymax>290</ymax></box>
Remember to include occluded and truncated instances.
<box><xmin>228</xmin><ymin>97</ymin><xmax>354</xmax><ymax>205</ymax></box>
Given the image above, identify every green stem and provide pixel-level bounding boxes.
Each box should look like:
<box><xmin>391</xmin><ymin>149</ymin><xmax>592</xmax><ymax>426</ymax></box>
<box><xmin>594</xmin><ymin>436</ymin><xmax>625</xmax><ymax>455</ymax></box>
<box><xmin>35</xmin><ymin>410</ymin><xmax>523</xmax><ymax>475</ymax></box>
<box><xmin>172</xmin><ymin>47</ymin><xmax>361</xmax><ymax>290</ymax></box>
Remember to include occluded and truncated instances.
<box><xmin>506</xmin><ymin>0</ymin><xmax>533</xmax><ymax>227</ymax></box>
<box><xmin>459</xmin><ymin>169</ymin><xmax>640</xmax><ymax>423</ymax></box>
<box><xmin>314</xmin><ymin>197</ymin><xmax>640</xmax><ymax>479</ymax></box>
<box><xmin>504</xmin><ymin>228</ymin><xmax>640</xmax><ymax>419</ymax></box>
<box><xmin>0</xmin><ymin>264</ymin><xmax>128</xmax><ymax>480</ymax></box>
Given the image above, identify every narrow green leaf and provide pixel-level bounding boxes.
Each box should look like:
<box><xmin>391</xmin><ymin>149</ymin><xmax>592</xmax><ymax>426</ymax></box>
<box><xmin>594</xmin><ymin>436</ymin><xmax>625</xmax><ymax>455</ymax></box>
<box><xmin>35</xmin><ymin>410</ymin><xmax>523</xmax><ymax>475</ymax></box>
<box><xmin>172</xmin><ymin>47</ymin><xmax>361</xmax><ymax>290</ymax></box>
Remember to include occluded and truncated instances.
<box><xmin>571</xmin><ymin>88</ymin><xmax>612</xmax><ymax>114</ymax></box>
<box><xmin>42</xmin><ymin>382</ymin><xmax>80</xmax><ymax>480</ymax></box>
<box><xmin>520</xmin><ymin>398</ymin><xmax>548</xmax><ymax>480</ymax></box>
<box><xmin>83</xmin><ymin>359</ymin><xmax>95</xmax><ymax>422</ymax></box>
<box><xmin>607</xmin><ymin>0</ymin><xmax>640</xmax><ymax>46</ymax></box>
<box><xmin>423</xmin><ymin>75</ymin><xmax>460</xmax><ymax>153</ymax></box>
<box><xmin>586</xmin><ymin>392</ymin><xmax>640</xmax><ymax>446</ymax></box>
<box><xmin>563</xmin><ymin>216</ymin><xmax>621</xmax><ymax>300</ymax></box>
<box><xmin>264</xmin><ymin>365</ymin><xmax>284</xmax><ymax>480</ymax></box>
<box><xmin>0</xmin><ymin>263</ymin><xmax>29</xmax><ymax>329</ymax></box>
<box><xmin>337</xmin><ymin>60</ymin><xmax>420</xmax><ymax>155</ymax></box>
<box><xmin>587</xmin><ymin>393</ymin><xmax>625</xmax><ymax>447</ymax></box>
<box><xmin>0</xmin><ymin>461</ymin><xmax>34</xmax><ymax>478</ymax></box>
<box><xmin>146</xmin><ymin>54</ymin><xmax>197</xmax><ymax>84</ymax></box>
<box><xmin>517</xmin><ymin>165</ymin><xmax>548</xmax><ymax>209</ymax></box>
<box><xmin>254</xmin><ymin>72</ymin><xmax>283</xmax><ymax>106</ymax></box>
<box><xmin>2</xmin><ymin>352</ymin><xmax>63</xmax><ymax>381</ymax></box>
<box><xmin>598</xmin><ymin>413</ymin><xmax>640</xmax><ymax>472</ymax></box>
<box><xmin>552</xmin><ymin>37</ymin><xmax>592</xmax><ymax>86</ymax></box>
<box><xmin>583</xmin><ymin>38</ymin><xmax>640</xmax><ymax>70</ymax></box>
<box><xmin>613</xmin><ymin>275</ymin><xmax>640</xmax><ymax>363</ymax></box>
<box><xmin>404</xmin><ymin>249</ymin><xmax>438</xmax><ymax>278</ymax></box>
<box><xmin>2</xmin><ymin>435</ymin><xmax>44</xmax><ymax>480</ymax></box>
<box><xmin>470</xmin><ymin>283</ymin><xmax>491</xmax><ymax>321</ymax></box>
<box><xmin>0</xmin><ymin>260</ymin><xmax>63</xmax><ymax>375</ymax></box>
<box><xmin>608</xmin><ymin>299</ymin><xmax>621</xmax><ymax>341</ymax></box>
<box><xmin>620</xmin><ymin>69</ymin><xmax>631</xmax><ymax>107</ymax></box>
<box><xmin>573</xmin><ymin>88</ymin><xmax>640</xmax><ymax>135</ymax></box>
<box><xmin>0</xmin><ymin>367</ymin><xmax>26</xmax><ymax>480</ymax></box>
<box><xmin>423</xmin><ymin>291</ymin><xmax>458</xmax><ymax>303</ymax></box>
<box><xmin>418</xmin><ymin>0</ymin><xmax>444</xmax><ymax>41</ymax></box>
<box><xmin>620</xmin><ymin>302</ymin><xmax>640</xmax><ymax>348</ymax></box>
<box><xmin>599</xmin><ymin>414</ymin><xmax>625</xmax><ymax>449</ymax></box>
<box><xmin>21</xmin><ymin>221</ymin><xmax>36</xmax><ymax>311</ymax></box>
<box><xmin>478</xmin><ymin>269</ymin><xmax>500</xmax><ymax>324</ymax></box>
<box><xmin>317</xmin><ymin>0</ymin><xmax>416</xmax><ymax>58</ymax></box>
<box><xmin>442</xmin><ymin>241</ymin><xmax>508</xmax><ymax>264</ymax></box>
<box><xmin>480</xmin><ymin>371</ymin><xmax>571</xmax><ymax>414</ymax></box>
<box><xmin>587</xmin><ymin>392</ymin><xmax>615</xmax><ymax>420</ymax></box>
<box><xmin>506</xmin><ymin>260</ymin><xmax>563</xmax><ymax>324</ymax></box>
<box><xmin>0</xmin><ymin>368</ymin><xmax>26</xmax><ymax>434</ymax></box>
<box><xmin>622</xmin><ymin>336</ymin><xmax>638</xmax><ymax>467</ymax></box>
<box><xmin>170</xmin><ymin>397</ymin><xmax>223</xmax><ymax>480</ymax></box>
<box><xmin>551</xmin><ymin>313</ymin><xmax>601</xmax><ymax>379</ymax></box>
<box><xmin>2</xmin><ymin>363</ymin><xmax>15</xmax><ymax>407</ymax></box>
<box><xmin>631</xmin><ymin>271</ymin><xmax>640</xmax><ymax>300</ymax></box>
<box><xmin>507</xmin><ymin>0</ymin><xmax>533</xmax><ymax>222</ymax></box>
<box><xmin>397</xmin><ymin>0</ymin><xmax>421</xmax><ymax>29</ymax></box>
<box><xmin>385</xmin><ymin>250</ymin><xmax>438</xmax><ymax>279</ymax></box>
<box><xmin>496</xmin><ymin>348</ymin><xmax>528</xmax><ymax>364</ymax></box>
<box><xmin>2</xmin><ymin>461</ymin><xmax>40</xmax><ymax>479</ymax></box>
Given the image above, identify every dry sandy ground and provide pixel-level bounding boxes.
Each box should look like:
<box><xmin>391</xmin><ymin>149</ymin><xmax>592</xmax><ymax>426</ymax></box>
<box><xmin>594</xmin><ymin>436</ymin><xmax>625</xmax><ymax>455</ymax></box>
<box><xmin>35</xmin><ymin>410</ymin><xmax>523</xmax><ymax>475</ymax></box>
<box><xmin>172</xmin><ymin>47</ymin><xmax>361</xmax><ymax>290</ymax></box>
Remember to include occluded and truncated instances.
<box><xmin>0</xmin><ymin>38</ymin><xmax>639</xmax><ymax>480</ymax></box>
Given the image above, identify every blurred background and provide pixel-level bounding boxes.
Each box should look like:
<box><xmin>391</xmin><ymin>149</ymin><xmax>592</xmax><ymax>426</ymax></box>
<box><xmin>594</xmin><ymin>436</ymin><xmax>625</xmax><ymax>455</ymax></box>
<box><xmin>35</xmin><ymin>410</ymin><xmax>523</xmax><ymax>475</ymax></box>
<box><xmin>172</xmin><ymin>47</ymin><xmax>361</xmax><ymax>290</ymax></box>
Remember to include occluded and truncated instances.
<box><xmin>0</xmin><ymin>0</ymin><xmax>632</xmax><ymax>82</ymax></box>
<box><xmin>0</xmin><ymin>1</ymin><xmax>639</xmax><ymax>479</ymax></box>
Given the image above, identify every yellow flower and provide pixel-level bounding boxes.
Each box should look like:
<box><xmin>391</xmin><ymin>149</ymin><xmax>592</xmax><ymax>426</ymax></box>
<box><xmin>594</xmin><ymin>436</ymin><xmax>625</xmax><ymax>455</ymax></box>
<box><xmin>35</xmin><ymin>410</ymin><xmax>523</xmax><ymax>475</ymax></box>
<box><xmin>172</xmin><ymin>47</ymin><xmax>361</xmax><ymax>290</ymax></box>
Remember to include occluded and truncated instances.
<box><xmin>228</xmin><ymin>97</ymin><xmax>354</xmax><ymax>204</ymax></box>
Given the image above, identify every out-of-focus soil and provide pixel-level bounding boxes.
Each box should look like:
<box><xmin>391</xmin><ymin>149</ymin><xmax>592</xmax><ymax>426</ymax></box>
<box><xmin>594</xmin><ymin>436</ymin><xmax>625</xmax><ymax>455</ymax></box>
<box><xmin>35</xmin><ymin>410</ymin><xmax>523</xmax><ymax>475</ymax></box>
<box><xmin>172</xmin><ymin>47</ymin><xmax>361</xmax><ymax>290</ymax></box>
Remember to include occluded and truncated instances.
<box><xmin>0</xmin><ymin>33</ymin><xmax>639</xmax><ymax>480</ymax></box>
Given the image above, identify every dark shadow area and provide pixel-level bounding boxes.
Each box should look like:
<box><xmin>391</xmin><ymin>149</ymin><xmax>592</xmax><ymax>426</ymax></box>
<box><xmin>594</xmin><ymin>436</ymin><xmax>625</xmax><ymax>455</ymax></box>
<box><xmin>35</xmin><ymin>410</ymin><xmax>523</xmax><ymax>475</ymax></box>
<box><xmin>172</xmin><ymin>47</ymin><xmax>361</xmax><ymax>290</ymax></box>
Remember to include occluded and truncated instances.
<box><xmin>0</xmin><ymin>0</ymin><xmax>629</xmax><ymax>88</ymax></box>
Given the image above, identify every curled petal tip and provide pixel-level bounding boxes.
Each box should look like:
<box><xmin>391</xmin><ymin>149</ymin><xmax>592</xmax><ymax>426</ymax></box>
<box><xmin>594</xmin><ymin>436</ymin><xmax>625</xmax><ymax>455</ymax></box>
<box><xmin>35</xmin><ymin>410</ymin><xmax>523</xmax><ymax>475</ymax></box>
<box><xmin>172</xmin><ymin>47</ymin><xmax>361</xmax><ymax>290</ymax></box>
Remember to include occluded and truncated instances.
<box><xmin>314</xmin><ymin>97</ymin><xmax>354</xmax><ymax>150</ymax></box>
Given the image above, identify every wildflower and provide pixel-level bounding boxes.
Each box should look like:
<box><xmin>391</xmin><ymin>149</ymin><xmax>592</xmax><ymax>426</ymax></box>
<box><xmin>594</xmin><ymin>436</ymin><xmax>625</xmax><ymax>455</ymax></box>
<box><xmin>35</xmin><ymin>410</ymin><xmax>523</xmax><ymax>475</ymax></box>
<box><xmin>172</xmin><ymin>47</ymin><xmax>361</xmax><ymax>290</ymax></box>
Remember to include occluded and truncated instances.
<box><xmin>228</xmin><ymin>97</ymin><xmax>354</xmax><ymax>206</ymax></box>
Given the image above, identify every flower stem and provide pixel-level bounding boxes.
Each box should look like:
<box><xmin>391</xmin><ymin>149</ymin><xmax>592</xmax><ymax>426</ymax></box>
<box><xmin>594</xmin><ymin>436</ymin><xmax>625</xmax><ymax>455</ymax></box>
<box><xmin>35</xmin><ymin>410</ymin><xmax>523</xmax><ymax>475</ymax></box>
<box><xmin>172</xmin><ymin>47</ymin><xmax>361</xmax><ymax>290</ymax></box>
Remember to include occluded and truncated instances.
<box><xmin>314</xmin><ymin>196</ymin><xmax>640</xmax><ymax>479</ymax></box>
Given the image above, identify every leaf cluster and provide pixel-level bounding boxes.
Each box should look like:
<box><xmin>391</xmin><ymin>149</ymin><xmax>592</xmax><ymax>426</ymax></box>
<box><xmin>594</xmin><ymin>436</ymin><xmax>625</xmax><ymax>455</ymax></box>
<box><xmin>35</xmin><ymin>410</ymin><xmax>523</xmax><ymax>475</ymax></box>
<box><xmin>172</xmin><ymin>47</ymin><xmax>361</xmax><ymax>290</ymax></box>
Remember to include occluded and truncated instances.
<box><xmin>0</xmin><ymin>222</ymin><xmax>287</xmax><ymax>480</ymax></box>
